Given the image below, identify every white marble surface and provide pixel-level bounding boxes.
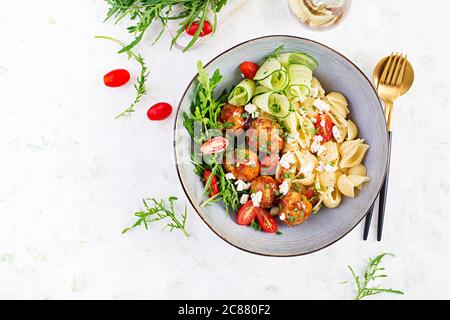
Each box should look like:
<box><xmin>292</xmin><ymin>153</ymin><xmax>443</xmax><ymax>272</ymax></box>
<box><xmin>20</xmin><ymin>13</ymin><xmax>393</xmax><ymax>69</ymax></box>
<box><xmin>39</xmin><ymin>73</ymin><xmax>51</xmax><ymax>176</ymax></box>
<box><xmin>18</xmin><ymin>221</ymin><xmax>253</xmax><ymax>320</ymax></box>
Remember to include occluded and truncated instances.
<box><xmin>0</xmin><ymin>0</ymin><xmax>449</xmax><ymax>300</ymax></box>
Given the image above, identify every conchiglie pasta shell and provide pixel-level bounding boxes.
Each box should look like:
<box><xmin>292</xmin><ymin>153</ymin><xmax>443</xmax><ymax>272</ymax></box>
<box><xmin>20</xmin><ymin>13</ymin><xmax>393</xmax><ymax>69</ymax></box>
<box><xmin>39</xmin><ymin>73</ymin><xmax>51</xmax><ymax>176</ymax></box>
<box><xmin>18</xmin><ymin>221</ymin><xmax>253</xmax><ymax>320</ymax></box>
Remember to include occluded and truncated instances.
<box><xmin>325</xmin><ymin>92</ymin><xmax>350</xmax><ymax>116</ymax></box>
<box><xmin>348</xmin><ymin>164</ymin><xmax>367</xmax><ymax>177</ymax></box>
<box><xmin>293</xmin><ymin>150</ymin><xmax>318</xmax><ymax>186</ymax></box>
<box><xmin>322</xmin><ymin>188</ymin><xmax>342</xmax><ymax>208</ymax></box>
<box><xmin>302</xmin><ymin>97</ymin><xmax>319</xmax><ymax>118</ymax></box>
<box><xmin>319</xmin><ymin>141</ymin><xmax>339</xmax><ymax>164</ymax></box>
<box><xmin>337</xmin><ymin>174</ymin><xmax>356</xmax><ymax>197</ymax></box>
<box><xmin>311</xmin><ymin>77</ymin><xmax>325</xmax><ymax>98</ymax></box>
<box><xmin>296</xmin><ymin>113</ymin><xmax>315</xmax><ymax>149</ymax></box>
<box><xmin>346</xmin><ymin>119</ymin><xmax>358</xmax><ymax>140</ymax></box>
<box><xmin>335</xmin><ymin>126</ymin><xmax>347</xmax><ymax>143</ymax></box>
<box><xmin>340</xmin><ymin>142</ymin><xmax>369</xmax><ymax>169</ymax></box>
<box><xmin>317</xmin><ymin>171</ymin><xmax>337</xmax><ymax>190</ymax></box>
<box><xmin>348</xmin><ymin>174</ymin><xmax>370</xmax><ymax>190</ymax></box>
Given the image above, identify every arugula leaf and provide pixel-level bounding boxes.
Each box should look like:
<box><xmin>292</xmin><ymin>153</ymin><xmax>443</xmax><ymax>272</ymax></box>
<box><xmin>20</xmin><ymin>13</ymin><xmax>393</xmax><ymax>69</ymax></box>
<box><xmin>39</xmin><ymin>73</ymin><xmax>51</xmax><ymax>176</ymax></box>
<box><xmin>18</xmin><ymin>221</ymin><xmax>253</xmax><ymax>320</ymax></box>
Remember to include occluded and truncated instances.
<box><xmin>103</xmin><ymin>0</ymin><xmax>229</xmax><ymax>53</ymax></box>
<box><xmin>348</xmin><ymin>253</ymin><xmax>404</xmax><ymax>300</ymax></box>
<box><xmin>123</xmin><ymin>196</ymin><xmax>189</xmax><ymax>237</ymax></box>
<box><xmin>183</xmin><ymin>61</ymin><xmax>239</xmax><ymax>213</ymax></box>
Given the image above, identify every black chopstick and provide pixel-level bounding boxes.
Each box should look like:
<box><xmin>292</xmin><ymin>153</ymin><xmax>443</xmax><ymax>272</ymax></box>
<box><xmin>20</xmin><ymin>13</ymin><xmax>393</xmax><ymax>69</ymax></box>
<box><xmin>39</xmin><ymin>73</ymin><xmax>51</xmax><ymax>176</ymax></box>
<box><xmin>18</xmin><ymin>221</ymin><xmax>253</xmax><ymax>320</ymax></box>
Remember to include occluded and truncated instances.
<box><xmin>363</xmin><ymin>200</ymin><xmax>376</xmax><ymax>240</ymax></box>
<box><xmin>377</xmin><ymin>131</ymin><xmax>392</xmax><ymax>241</ymax></box>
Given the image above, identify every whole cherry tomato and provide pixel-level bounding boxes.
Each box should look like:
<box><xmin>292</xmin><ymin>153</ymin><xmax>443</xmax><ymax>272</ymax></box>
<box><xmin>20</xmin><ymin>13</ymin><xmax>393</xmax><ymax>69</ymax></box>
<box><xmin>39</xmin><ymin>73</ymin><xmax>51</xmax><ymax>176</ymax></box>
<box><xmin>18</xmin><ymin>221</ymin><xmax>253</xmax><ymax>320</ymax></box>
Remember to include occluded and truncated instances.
<box><xmin>315</xmin><ymin>114</ymin><xmax>334</xmax><ymax>142</ymax></box>
<box><xmin>200</xmin><ymin>137</ymin><xmax>229</xmax><ymax>155</ymax></box>
<box><xmin>255</xmin><ymin>207</ymin><xmax>278</xmax><ymax>233</ymax></box>
<box><xmin>103</xmin><ymin>69</ymin><xmax>130</xmax><ymax>87</ymax></box>
<box><xmin>185</xmin><ymin>21</ymin><xmax>213</xmax><ymax>37</ymax></box>
<box><xmin>203</xmin><ymin>170</ymin><xmax>220</xmax><ymax>197</ymax></box>
<box><xmin>147</xmin><ymin>102</ymin><xmax>173</xmax><ymax>121</ymax></box>
<box><xmin>239</xmin><ymin>61</ymin><xmax>259</xmax><ymax>79</ymax></box>
<box><xmin>237</xmin><ymin>201</ymin><xmax>257</xmax><ymax>225</ymax></box>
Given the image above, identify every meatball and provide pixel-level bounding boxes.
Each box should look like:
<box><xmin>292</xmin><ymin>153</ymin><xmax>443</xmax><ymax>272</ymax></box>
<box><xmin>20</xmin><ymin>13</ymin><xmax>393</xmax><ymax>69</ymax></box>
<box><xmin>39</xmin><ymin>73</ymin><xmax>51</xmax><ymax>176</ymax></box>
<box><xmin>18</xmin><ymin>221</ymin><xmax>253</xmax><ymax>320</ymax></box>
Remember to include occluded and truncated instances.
<box><xmin>247</xmin><ymin>119</ymin><xmax>285</xmax><ymax>154</ymax></box>
<box><xmin>279</xmin><ymin>191</ymin><xmax>312</xmax><ymax>226</ymax></box>
<box><xmin>219</xmin><ymin>104</ymin><xmax>246</xmax><ymax>131</ymax></box>
<box><xmin>250</xmin><ymin>176</ymin><xmax>279</xmax><ymax>208</ymax></box>
<box><xmin>224</xmin><ymin>149</ymin><xmax>260</xmax><ymax>182</ymax></box>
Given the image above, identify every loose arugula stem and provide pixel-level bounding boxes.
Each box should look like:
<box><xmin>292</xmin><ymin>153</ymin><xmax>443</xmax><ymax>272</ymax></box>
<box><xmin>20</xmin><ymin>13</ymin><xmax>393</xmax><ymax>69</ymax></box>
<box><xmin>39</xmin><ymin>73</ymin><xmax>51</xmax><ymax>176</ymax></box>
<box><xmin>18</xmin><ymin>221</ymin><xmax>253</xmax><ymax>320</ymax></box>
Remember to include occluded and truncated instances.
<box><xmin>95</xmin><ymin>35</ymin><xmax>149</xmax><ymax>119</ymax></box>
<box><xmin>123</xmin><ymin>196</ymin><xmax>190</xmax><ymax>237</ymax></box>
<box><xmin>348</xmin><ymin>253</ymin><xmax>404</xmax><ymax>300</ymax></box>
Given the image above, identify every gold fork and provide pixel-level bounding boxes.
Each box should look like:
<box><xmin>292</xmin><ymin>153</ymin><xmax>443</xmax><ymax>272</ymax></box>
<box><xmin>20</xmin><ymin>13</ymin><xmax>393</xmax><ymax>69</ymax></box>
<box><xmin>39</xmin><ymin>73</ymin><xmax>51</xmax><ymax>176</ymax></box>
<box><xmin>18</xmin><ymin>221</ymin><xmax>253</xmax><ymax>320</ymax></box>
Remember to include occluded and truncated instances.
<box><xmin>377</xmin><ymin>53</ymin><xmax>408</xmax><ymax>130</ymax></box>
<box><xmin>363</xmin><ymin>52</ymin><xmax>408</xmax><ymax>241</ymax></box>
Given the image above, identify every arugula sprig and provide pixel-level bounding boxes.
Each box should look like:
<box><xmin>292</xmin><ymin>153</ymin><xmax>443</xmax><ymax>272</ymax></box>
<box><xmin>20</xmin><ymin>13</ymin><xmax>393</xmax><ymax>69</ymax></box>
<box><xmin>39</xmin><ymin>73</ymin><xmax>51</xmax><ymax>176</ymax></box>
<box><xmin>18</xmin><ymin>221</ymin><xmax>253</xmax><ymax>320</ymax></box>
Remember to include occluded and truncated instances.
<box><xmin>123</xmin><ymin>196</ymin><xmax>189</xmax><ymax>237</ymax></box>
<box><xmin>96</xmin><ymin>36</ymin><xmax>149</xmax><ymax>119</ymax></box>
<box><xmin>104</xmin><ymin>0</ymin><xmax>229</xmax><ymax>53</ymax></box>
<box><xmin>183</xmin><ymin>61</ymin><xmax>239</xmax><ymax>213</ymax></box>
<box><xmin>348</xmin><ymin>253</ymin><xmax>404</xmax><ymax>300</ymax></box>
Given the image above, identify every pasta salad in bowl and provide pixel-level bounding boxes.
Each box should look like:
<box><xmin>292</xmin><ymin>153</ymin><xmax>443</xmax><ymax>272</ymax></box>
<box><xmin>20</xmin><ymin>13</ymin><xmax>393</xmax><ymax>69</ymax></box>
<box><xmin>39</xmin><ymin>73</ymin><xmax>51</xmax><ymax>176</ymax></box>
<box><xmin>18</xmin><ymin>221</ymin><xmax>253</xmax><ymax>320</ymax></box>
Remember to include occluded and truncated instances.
<box><xmin>175</xmin><ymin>36</ymin><xmax>388</xmax><ymax>256</ymax></box>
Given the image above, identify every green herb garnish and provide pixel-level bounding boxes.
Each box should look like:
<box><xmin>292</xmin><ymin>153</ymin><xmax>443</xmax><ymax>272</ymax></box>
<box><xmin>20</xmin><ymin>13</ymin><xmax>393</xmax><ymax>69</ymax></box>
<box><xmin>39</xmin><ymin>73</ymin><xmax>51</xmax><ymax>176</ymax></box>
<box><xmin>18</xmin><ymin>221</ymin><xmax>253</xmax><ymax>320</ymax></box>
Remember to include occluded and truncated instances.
<box><xmin>122</xmin><ymin>196</ymin><xmax>189</xmax><ymax>237</ymax></box>
<box><xmin>96</xmin><ymin>36</ymin><xmax>149</xmax><ymax>119</ymax></box>
<box><xmin>347</xmin><ymin>253</ymin><xmax>404</xmax><ymax>300</ymax></box>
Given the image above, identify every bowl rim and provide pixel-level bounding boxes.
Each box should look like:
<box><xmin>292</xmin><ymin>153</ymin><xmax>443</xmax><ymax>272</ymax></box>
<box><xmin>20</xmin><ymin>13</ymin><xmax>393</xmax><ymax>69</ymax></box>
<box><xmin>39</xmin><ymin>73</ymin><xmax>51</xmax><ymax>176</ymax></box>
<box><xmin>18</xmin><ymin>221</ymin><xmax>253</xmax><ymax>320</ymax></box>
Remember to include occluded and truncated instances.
<box><xmin>173</xmin><ymin>35</ymin><xmax>388</xmax><ymax>257</ymax></box>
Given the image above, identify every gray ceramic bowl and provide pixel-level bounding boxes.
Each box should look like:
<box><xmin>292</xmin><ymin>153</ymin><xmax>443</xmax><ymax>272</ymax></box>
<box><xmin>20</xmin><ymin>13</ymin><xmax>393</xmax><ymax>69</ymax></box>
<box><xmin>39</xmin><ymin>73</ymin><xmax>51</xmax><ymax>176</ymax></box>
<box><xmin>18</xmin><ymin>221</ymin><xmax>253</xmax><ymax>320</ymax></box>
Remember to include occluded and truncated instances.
<box><xmin>174</xmin><ymin>36</ymin><xmax>388</xmax><ymax>256</ymax></box>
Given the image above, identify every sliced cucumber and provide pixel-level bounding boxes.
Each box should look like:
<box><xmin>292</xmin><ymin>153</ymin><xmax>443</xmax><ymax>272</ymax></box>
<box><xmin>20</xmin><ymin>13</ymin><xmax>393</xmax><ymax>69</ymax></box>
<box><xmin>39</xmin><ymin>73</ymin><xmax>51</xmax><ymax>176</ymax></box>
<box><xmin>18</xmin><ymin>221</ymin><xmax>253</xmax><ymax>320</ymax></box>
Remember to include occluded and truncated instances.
<box><xmin>253</xmin><ymin>92</ymin><xmax>298</xmax><ymax>133</ymax></box>
<box><xmin>254</xmin><ymin>57</ymin><xmax>289</xmax><ymax>92</ymax></box>
<box><xmin>278</xmin><ymin>52</ymin><xmax>319</xmax><ymax>70</ymax></box>
<box><xmin>228</xmin><ymin>79</ymin><xmax>256</xmax><ymax>106</ymax></box>
<box><xmin>288</xmin><ymin>64</ymin><xmax>313</xmax><ymax>98</ymax></box>
<box><xmin>253</xmin><ymin>84</ymin><xmax>271</xmax><ymax>97</ymax></box>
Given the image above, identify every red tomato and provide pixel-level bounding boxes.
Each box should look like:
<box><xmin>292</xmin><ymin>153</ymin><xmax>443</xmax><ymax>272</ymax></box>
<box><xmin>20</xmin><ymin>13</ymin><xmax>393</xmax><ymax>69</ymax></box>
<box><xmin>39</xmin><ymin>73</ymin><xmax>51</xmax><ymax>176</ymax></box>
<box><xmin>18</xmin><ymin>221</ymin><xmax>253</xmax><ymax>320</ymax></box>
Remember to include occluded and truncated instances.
<box><xmin>203</xmin><ymin>170</ymin><xmax>219</xmax><ymax>197</ymax></box>
<box><xmin>200</xmin><ymin>137</ymin><xmax>229</xmax><ymax>155</ymax></box>
<box><xmin>239</xmin><ymin>61</ymin><xmax>259</xmax><ymax>79</ymax></box>
<box><xmin>103</xmin><ymin>69</ymin><xmax>130</xmax><ymax>87</ymax></box>
<box><xmin>185</xmin><ymin>21</ymin><xmax>213</xmax><ymax>37</ymax></box>
<box><xmin>304</xmin><ymin>189</ymin><xmax>315</xmax><ymax>199</ymax></box>
<box><xmin>237</xmin><ymin>201</ymin><xmax>257</xmax><ymax>225</ymax></box>
<box><xmin>315</xmin><ymin>114</ymin><xmax>334</xmax><ymax>142</ymax></box>
<box><xmin>255</xmin><ymin>208</ymin><xmax>278</xmax><ymax>233</ymax></box>
<box><xmin>147</xmin><ymin>102</ymin><xmax>173</xmax><ymax>121</ymax></box>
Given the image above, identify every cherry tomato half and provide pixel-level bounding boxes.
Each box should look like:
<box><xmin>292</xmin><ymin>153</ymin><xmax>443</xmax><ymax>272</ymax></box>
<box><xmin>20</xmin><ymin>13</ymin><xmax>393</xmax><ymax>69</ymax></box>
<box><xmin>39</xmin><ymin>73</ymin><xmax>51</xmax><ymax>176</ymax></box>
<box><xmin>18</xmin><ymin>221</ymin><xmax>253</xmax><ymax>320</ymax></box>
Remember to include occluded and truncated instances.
<box><xmin>147</xmin><ymin>102</ymin><xmax>173</xmax><ymax>121</ymax></box>
<box><xmin>103</xmin><ymin>69</ymin><xmax>130</xmax><ymax>87</ymax></box>
<box><xmin>237</xmin><ymin>200</ymin><xmax>257</xmax><ymax>225</ymax></box>
<box><xmin>185</xmin><ymin>21</ymin><xmax>213</xmax><ymax>37</ymax></box>
<box><xmin>315</xmin><ymin>114</ymin><xmax>334</xmax><ymax>142</ymax></box>
<box><xmin>255</xmin><ymin>207</ymin><xmax>278</xmax><ymax>233</ymax></box>
<box><xmin>201</xmin><ymin>137</ymin><xmax>229</xmax><ymax>155</ymax></box>
<box><xmin>239</xmin><ymin>61</ymin><xmax>259</xmax><ymax>79</ymax></box>
<box><xmin>203</xmin><ymin>170</ymin><xmax>220</xmax><ymax>197</ymax></box>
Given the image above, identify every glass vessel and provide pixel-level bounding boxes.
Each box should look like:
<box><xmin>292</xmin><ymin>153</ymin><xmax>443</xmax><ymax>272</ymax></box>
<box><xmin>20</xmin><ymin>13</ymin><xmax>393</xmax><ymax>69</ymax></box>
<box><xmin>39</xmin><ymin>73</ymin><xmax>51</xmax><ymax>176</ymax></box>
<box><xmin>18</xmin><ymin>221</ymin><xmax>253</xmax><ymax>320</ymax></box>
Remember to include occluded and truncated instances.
<box><xmin>288</xmin><ymin>0</ymin><xmax>351</xmax><ymax>29</ymax></box>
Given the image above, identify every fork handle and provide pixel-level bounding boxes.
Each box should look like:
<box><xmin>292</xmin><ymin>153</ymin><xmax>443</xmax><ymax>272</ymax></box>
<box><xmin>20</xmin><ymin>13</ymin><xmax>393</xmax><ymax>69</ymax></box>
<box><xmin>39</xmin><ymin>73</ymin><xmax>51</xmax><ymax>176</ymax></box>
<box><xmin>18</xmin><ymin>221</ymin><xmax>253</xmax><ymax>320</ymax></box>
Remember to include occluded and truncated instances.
<box><xmin>377</xmin><ymin>131</ymin><xmax>392</xmax><ymax>241</ymax></box>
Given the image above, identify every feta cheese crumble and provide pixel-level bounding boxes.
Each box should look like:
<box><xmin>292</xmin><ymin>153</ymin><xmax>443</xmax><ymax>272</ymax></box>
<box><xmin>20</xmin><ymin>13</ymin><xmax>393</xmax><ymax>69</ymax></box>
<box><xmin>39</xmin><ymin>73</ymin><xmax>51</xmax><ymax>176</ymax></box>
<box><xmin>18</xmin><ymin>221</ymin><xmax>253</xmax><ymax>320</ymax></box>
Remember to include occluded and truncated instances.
<box><xmin>235</xmin><ymin>179</ymin><xmax>251</xmax><ymax>192</ymax></box>
<box><xmin>324</xmin><ymin>163</ymin><xmax>338</xmax><ymax>172</ymax></box>
<box><xmin>280</xmin><ymin>152</ymin><xmax>296</xmax><ymax>169</ymax></box>
<box><xmin>240</xmin><ymin>194</ymin><xmax>249</xmax><ymax>205</ymax></box>
<box><xmin>332</xmin><ymin>125</ymin><xmax>341</xmax><ymax>140</ymax></box>
<box><xmin>286</xmin><ymin>132</ymin><xmax>300</xmax><ymax>144</ymax></box>
<box><xmin>251</xmin><ymin>191</ymin><xmax>263</xmax><ymax>207</ymax></box>
<box><xmin>279</xmin><ymin>212</ymin><xmax>286</xmax><ymax>221</ymax></box>
<box><xmin>300</xmin><ymin>163</ymin><xmax>314</xmax><ymax>176</ymax></box>
<box><xmin>310</xmin><ymin>135</ymin><xmax>325</xmax><ymax>154</ymax></box>
<box><xmin>244</xmin><ymin>104</ymin><xmax>259</xmax><ymax>118</ymax></box>
<box><xmin>225</xmin><ymin>172</ymin><xmax>236</xmax><ymax>180</ymax></box>
<box><xmin>313</xmin><ymin>99</ymin><xmax>331</xmax><ymax>113</ymax></box>
<box><xmin>279</xmin><ymin>180</ymin><xmax>290</xmax><ymax>196</ymax></box>
<box><xmin>310</xmin><ymin>86</ymin><xmax>319</xmax><ymax>98</ymax></box>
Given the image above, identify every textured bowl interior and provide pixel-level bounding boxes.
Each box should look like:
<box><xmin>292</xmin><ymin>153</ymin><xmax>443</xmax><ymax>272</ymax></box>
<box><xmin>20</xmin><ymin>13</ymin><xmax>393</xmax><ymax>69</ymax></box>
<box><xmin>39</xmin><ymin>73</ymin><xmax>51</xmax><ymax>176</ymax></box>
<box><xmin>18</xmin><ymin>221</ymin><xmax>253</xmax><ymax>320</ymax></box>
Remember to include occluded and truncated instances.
<box><xmin>174</xmin><ymin>36</ymin><xmax>388</xmax><ymax>256</ymax></box>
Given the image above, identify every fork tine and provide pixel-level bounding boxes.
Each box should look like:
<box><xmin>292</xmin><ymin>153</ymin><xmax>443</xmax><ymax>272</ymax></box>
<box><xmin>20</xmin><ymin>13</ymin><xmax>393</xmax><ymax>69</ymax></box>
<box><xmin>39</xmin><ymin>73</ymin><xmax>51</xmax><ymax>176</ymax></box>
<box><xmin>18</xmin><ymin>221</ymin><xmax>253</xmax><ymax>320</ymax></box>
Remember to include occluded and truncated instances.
<box><xmin>379</xmin><ymin>53</ymin><xmax>394</xmax><ymax>87</ymax></box>
<box><xmin>386</xmin><ymin>53</ymin><xmax>400</xmax><ymax>86</ymax></box>
<box><xmin>394</xmin><ymin>55</ymin><xmax>407</xmax><ymax>87</ymax></box>
<box><xmin>389</xmin><ymin>54</ymin><xmax>405</xmax><ymax>86</ymax></box>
